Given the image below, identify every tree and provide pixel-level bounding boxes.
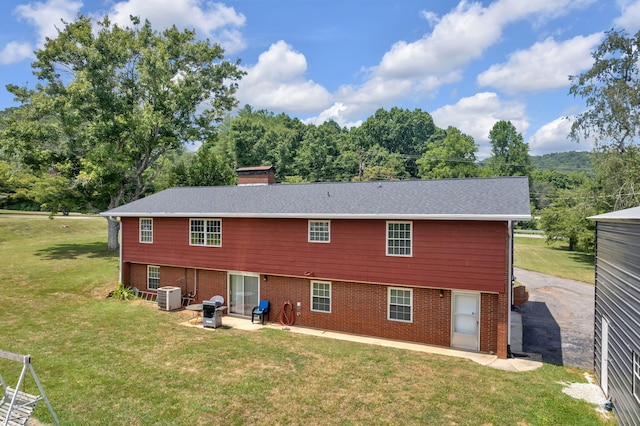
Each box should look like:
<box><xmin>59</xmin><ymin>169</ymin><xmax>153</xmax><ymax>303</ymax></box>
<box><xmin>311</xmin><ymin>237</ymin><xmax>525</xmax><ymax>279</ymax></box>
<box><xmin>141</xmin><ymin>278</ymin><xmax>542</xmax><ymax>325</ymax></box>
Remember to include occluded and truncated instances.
<box><xmin>170</xmin><ymin>143</ymin><xmax>236</xmax><ymax>187</ymax></box>
<box><xmin>2</xmin><ymin>15</ymin><xmax>244</xmax><ymax>250</ymax></box>
<box><xmin>417</xmin><ymin>127</ymin><xmax>479</xmax><ymax>179</ymax></box>
<box><xmin>539</xmin><ymin>187</ymin><xmax>596</xmax><ymax>252</ymax></box>
<box><xmin>485</xmin><ymin>120</ymin><xmax>533</xmax><ymax>177</ymax></box>
<box><xmin>294</xmin><ymin>121</ymin><xmax>343</xmax><ymax>182</ymax></box>
<box><xmin>569</xmin><ymin>29</ymin><xmax>640</xmax><ymax>152</ymax></box>
<box><xmin>352</xmin><ymin>107</ymin><xmax>437</xmax><ymax>177</ymax></box>
<box><xmin>569</xmin><ymin>29</ymin><xmax>640</xmax><ymax>210</ymax></box>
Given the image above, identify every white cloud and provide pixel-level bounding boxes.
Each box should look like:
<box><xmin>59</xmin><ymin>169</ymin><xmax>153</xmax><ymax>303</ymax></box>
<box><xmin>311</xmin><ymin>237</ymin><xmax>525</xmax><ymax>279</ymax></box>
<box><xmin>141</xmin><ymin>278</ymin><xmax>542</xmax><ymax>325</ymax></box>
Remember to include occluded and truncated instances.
<box><xmin>615</xmin><ymin>0</ymin><xmax>640</xmax><ymax>32</ymax></box>
<box><xmin>237</xmin><ymin>41</ymin><xmax>332</xmax><ymax>114</ymax></box>
<box><xmin>431</xmin><ymin>92</ymin><xmax>528</xmax><ymax>159</ymax></box>
<box><xmin>15</xmin><ymin>0</ymin><xmax>83</xmax><ymax>47</ymax></box>
<box><xmin>527</xmin><ymin>116</ymin><xmax>592</xmax><ymax>155</ymax></box>
<box><xmin>375</xmin><ymin>0</ymin><xmax>592</xmax><ymax>87</ymax></box>
<box><xmin>106</xmin><ymin>0</ymin><xmax>247</xmax><ymax>53</ymax></box>
<box><xmin>0</xmin><ymin>42</ymin><xmax>34</xmax><ymax>64</ymax></box>
<box><xmin>477</xmin><ymin>33</ymin><xmax>603</xmax><ymax>94</ymax></box>
<box><xmin>303</xmin><ymin>102</ymin><xmax>362</xmax><ymax>128</ymax></box>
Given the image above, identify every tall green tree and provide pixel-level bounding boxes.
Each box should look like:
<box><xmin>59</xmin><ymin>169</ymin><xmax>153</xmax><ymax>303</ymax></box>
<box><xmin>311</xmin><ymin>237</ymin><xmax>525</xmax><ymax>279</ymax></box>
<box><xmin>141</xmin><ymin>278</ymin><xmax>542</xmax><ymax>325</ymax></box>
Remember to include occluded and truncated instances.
<box><xmin>417</xmin><ymin>126</ymin><xmax>479</xmax><ymax>179</ymax></box>
<box><xmin>569</xmin><ymin>29</ymin><xmax>640</xmax><ymax>210</ymax></box>
<box><xmin>352</xmin><ymin>107</ymin><xmax>437</xmax><ymax>177</ymax></box>
<box><xmin>485</xmin><ymin>120</ymin><xmax>533</xmax><ymax>177</ymax></box>
<box><xmin>2</xmin><ymin>15</ymin><xmax>244</xmax><ymax>250</ymax></box>
<box><xmin>539</xmin><ymin>187</ymin><xmax>596</xmax><ymax>251</ymax></box>
<box><xmin>170</xmin><ymin>143</ymin><xmax>236</xmax><ymax>187</ymax></box>
<box><xmin>294</xmin><ymin>120</ymin><xmax>343</xmax><ymax>182</ymax></box>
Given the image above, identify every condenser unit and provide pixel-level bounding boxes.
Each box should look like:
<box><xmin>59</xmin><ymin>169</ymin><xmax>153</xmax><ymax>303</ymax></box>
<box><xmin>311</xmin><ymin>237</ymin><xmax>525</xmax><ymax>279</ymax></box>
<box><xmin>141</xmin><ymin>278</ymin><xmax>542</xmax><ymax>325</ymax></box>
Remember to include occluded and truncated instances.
<box><xmin>157</xmin><ymin>286</ymin><xmax>181</xmax><ymax>311</ymax></box>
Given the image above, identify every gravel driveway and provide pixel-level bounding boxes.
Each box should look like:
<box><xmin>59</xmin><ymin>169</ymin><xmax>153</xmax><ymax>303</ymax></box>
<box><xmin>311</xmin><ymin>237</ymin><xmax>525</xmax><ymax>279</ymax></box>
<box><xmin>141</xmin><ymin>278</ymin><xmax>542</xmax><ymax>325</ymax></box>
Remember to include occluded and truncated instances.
<box><xmin>513</xmin><ymin>267</ymin><xmax>595</xmax><ymax>369</ymax></box>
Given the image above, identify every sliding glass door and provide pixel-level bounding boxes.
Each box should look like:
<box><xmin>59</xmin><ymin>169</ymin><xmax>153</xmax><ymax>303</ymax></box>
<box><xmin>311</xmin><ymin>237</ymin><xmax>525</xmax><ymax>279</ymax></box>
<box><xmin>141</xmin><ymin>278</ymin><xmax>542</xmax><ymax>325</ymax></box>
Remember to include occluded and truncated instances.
<box><xmin>229</xmin><ymin>274</ymin><xmax>259</xmax><ymax>317</ymax></box>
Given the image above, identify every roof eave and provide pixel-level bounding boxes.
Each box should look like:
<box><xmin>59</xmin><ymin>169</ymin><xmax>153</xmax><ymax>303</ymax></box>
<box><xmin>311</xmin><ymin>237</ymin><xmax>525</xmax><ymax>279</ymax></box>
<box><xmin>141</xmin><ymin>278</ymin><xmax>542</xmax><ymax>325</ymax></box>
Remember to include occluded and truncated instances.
<box><xmin>100</xmin><ymin>212</ymin><xmax>531</xmax><ymax>221</ymax></box>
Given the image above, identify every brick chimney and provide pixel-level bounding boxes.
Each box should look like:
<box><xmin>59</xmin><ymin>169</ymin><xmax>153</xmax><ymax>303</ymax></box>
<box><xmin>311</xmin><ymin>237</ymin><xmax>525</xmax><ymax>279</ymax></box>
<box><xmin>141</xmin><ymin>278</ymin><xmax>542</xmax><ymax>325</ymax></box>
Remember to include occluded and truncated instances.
<box><xmin>236</xmin><ymin>165</ymin><xmax>275</xmax><ymax>186</ymax></box>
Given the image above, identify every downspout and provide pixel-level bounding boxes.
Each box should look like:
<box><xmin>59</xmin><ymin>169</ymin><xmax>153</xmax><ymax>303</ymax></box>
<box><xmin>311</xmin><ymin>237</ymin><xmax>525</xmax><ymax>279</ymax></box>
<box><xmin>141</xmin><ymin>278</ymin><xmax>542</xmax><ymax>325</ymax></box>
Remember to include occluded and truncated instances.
<box><xmin>194</xmin><ymin>268</ymin><xmax>198</xmax><ymax>299</ymax></box>
<box><xmin>116</xmin><ymin>216</ymin><xmax>123</xmax><ymax>284</ymax></box>
<box><xmin>507</xmin><ymin>220</ymin><xmax>514</xmax><ymax>357</ymax></box>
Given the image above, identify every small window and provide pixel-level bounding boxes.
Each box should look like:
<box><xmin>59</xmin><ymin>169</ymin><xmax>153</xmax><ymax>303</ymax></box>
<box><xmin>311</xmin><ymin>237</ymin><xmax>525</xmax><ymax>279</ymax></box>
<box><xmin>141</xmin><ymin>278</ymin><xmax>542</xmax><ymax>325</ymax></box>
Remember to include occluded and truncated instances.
<box><xmin>309</xmin><ymin>220</ymin><xmax>330</xmax><ymax>243</ymax></box>
<box><xmin>634</xmin><ymin>351</ymin><xmax>640</xmax><ymax>403</ymax></box>
<box><xmin>311</xmin><ymin>281</ymin><xmax>331</xmax><ymax>313</ymax></box>
<box><xmin>190</xmin><ymin>219</ymin><xmax>221</xmax><ymax>247</ymax></box>
<box><xmin>139</xmin><ymin>218</ymin><xmax>153</xmax><ymax>243</ymax></box>
<box><xmin>387</xmin><ymin>221</ymin><xmax>412</xmax><ymax>257</ymax></box>
<box><xmin>147</xmin><ymin>265</ymin><xmax>160</xmax><ymax>290</ymax></box>
<box><xmin>388</xmin><ymin>287</ymin><xmax>412</xmax><ymax>322</ymax></box>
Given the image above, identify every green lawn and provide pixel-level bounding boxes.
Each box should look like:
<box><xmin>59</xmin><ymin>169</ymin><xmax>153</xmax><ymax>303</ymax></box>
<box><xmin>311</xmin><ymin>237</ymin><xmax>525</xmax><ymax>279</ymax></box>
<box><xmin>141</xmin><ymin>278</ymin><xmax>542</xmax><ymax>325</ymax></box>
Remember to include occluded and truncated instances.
<box><xmin>514</xmin><ymin>236</ymin><xmax>595</xmax><ymax>283</ymax></box>
<box><xmin>0</xmin><ymin>215</ymin><xmax>611</xmax><ymax>425</ymax></box>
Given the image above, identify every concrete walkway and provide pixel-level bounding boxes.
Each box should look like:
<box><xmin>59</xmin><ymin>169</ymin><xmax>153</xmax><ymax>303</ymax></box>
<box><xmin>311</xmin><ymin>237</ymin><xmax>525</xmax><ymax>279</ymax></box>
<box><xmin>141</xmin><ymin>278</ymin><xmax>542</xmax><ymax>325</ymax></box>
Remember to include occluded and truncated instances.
<box><xmin>183</xmin><ymin>314</ymin><xmax>542</xmax><ymax>373</ymax></box>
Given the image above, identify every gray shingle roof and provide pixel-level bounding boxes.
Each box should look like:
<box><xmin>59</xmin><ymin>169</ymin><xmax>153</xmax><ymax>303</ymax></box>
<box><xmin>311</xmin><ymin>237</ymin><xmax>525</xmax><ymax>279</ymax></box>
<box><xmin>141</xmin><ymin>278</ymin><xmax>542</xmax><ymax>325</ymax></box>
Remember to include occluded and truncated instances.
<box><xmin>101</xmin><ymin>177</ymin><xmax>531</xmax><ymax>221</ymax></box>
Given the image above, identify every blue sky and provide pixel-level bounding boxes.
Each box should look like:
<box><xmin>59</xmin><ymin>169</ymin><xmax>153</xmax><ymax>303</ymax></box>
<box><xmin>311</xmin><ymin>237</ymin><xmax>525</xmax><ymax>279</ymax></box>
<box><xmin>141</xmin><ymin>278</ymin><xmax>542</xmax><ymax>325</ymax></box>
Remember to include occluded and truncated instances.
<box><xmin>0</xmin><ymin>0</ymin><xmax>638</xmax><ymax>158</ymax></box>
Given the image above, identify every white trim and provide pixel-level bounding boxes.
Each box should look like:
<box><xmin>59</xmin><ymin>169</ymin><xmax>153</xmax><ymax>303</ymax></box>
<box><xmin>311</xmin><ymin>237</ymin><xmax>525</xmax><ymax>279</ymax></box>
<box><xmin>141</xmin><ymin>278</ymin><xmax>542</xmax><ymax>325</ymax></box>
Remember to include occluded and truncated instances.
<box><xmin>310</xmin><ymin>281</ymin><xmax>332</xmax><ymax>313</ymax></box>
<box><xmin>189</xmin><ymin>218</ymin><xmax>222</xmax><ymax>247</ymax></box>
<box><xmin>451</xmin><ymin>291</ymin><xmax>480</xmax><ymax>351</ymax></box>
<box><xmin>388</xmin><ymin>287</ymin><xmax>413</xmax><ymax>323</ymax></box>
<box><xmin>102</xmin><ymin>212</ymin><xmax>531</xmax><ymax>221</ymax></box>
<box><xmin>147</xmin><ymin>265</ymin><xmax>160</xmax><ymax>290</ymax></box>
<box><xmin>139</xmin><ymin>218</ymin><xmax>153</xmax><ymax>244</ymax></box>
<box><xmin>227</xmin><ymin>271</ymin><xmax>260</xmax><ymax>317</ymax></box>
<box><xmin>308</xmin><ymin>220</ymin><xmax>331</xmax><ymax>243</ymax></box>
<box><xmin>386</xmin><ymin>221</ymin><xmax>412</xmax><ymax>257</ymax></box>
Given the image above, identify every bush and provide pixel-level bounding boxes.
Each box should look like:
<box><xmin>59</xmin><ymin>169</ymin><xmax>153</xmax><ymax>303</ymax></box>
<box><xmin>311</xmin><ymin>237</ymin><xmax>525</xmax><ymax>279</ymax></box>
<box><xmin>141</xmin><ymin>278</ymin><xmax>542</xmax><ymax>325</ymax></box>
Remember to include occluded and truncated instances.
<box><xmin>110</xmin><ymin>282</ymin><xmax>136</xmax><ymax>301</ymax></box>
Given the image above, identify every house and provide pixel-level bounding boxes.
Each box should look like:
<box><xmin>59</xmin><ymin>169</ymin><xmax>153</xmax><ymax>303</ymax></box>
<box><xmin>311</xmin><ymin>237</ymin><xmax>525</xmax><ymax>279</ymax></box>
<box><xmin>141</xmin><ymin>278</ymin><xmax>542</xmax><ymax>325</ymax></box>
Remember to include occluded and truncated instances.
<box><xmin>590</xmin><ymin>207</ymin><xmax>640</xmax><ymax>425</ymax></box>
<box><xmin>101</xmin><ymin>166</ymin><xmax>531</xmax><ymax>359</ymax></box>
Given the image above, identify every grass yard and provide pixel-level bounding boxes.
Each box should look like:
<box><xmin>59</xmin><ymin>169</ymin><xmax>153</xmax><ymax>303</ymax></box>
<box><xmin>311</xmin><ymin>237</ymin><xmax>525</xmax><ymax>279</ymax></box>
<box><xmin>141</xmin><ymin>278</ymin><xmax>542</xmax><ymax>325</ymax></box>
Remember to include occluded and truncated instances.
<box><xmin>0</xmin><ymin>215</ymin><xmax>612</xmax><ymax>425</ymax></box>
<box><xmin>514</xmin><ymin>236</ymin><xmax>595</xmax><ymax>283</ymax></box>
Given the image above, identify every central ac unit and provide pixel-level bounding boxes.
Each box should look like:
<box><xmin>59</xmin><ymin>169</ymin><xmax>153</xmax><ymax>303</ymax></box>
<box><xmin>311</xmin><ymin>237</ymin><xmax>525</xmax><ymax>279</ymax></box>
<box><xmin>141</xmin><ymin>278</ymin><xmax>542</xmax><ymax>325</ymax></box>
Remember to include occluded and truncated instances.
<box><xmin>157</xmin><ymin>286</ymin><xmax>181</xmax><ymax>311</ymax></box>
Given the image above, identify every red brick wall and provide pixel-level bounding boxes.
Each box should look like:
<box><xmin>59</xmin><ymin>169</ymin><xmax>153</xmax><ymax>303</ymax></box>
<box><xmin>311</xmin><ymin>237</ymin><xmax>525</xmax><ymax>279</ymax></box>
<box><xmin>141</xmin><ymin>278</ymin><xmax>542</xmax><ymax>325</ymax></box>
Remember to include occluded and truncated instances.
<box><xmin>513</xmin><ymin>285</ymin><xmax>528</xmax><ymax>306</ymax></box>
<box><xmin>259</xmin><ymin>276</ymin><xmax>453</xmax><ymax>347</ymax></box>
<box><xmin>125</xmin><ymin>266</ymin><xmax>505</xmax><ymax>356</ymax></box>
<box><xmin>480</xmin><ymin>293</ymin><xmax>499</xmax><ymax>354</ymax></box>
<box><xmin>126</xmin><ymin>263</ymin><xmax>228</xmax><ymax>303</ymax></box>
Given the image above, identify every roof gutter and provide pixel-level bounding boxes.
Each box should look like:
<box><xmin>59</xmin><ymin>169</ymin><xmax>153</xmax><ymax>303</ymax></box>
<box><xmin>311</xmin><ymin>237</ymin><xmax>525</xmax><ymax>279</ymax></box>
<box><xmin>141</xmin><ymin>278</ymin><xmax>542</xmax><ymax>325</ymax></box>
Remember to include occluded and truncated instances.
<box><xmin>100</xmin><ymin>212</ymin><xmax>532</xmax><ymax>221</ymax></box>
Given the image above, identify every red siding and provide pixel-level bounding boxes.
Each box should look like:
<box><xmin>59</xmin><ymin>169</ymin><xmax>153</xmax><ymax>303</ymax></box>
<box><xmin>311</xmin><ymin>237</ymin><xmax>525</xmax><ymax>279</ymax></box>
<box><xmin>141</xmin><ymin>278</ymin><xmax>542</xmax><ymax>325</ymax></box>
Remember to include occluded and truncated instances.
<box><xmin>121</xmin><ymin>217</ymin><xmax>508</xmax><ymax>293</ymax></box>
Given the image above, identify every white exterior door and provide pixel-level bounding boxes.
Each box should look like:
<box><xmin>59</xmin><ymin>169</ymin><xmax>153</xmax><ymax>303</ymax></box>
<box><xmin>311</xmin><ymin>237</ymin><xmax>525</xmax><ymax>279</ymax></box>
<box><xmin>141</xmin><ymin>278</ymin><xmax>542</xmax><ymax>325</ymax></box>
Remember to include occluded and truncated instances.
<box><xmin>452</xmin><ymin>292</ymin><xmax>480</xmax><ymax>351</ymax></box>
<box><xmin>601</xmin><ymin>316</ymin><xmax>609</xmax><ymax>396</ymax></box>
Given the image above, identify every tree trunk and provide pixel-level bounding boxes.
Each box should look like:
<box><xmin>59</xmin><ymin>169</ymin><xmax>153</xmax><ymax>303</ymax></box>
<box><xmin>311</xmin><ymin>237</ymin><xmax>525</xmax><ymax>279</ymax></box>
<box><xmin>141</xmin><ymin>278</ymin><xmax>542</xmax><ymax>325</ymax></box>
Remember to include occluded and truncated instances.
<box><xmin>107</xmin><ymin>217</ymin><xmax>120</xmax><ymax>252</ymax></box>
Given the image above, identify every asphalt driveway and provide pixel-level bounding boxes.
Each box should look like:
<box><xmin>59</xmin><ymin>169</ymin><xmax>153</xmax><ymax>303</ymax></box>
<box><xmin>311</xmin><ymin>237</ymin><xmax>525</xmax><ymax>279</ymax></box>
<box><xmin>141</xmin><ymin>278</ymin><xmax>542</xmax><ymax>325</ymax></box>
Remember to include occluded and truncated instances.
<box><xmin>513</xmin><ymin>267</ymin><xmax>594</xmax><ymax>369</ymax></box>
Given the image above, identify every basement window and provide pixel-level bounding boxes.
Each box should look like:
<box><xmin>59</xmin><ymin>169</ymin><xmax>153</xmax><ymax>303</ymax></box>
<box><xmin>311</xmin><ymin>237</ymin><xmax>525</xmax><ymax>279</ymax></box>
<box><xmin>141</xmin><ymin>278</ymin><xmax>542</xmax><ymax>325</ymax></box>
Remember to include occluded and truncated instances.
<box><xmin>388</xmin><ymin>287</ymin><xmax>412</xmax><ymax>323</ymax></box>
<box><xmin>311</xmin><ymin>281</ymin><xmax>331</xmax><ymax>313</ymax></box>
<box><xmin>147</xmin><ymin>265</ymin><xmax>160</xmax><ymax>290</ymax></box>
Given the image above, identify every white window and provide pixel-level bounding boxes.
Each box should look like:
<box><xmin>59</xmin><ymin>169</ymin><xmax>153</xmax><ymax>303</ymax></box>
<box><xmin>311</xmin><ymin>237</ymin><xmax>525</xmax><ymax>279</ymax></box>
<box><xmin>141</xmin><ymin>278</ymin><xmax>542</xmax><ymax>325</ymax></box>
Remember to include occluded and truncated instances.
<box><xmin>190</xmin><ymin>219</ymin><xmax>221</xmax><ymax>247</ymax></box>
<box><xmin>309</xmin><ymin>220</ymin><xmax>330</xmax><ymax>243</ymax></box>
<box><xmin>388</xmin><ymin>287</ymin><xmax>412</xmax><ymax>322</ymax></box>
<box><xmin>311</xmin><ymin>281</ymin><xmax>331</xmax><ymax>313</ymax></box>
<box><xmin>147</xmin><ymin>265</ymin><xmax>160</xmax><ymax>290</ymax></box>
<box><xmin>634</xmin><ymin>351</ymin><xmax>640</xmax><ymax>403</ymax></box>
<box><xmin>139</xmin><ymin>218</ymin><xmax>153</xmax><ymax>243</ymax></box>
<box><xmin>387</xmin><ymin>221</ymin><xmax>412</xmax><ymax>256</ymax></box>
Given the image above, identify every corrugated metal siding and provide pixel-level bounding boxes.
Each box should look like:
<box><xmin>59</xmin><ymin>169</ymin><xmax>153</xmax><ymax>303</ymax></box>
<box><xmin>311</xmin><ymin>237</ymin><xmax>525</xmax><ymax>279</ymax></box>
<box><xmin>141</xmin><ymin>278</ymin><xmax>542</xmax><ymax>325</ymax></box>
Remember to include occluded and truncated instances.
<box><xmin>594</xmin><ymin>221</ymin><xmax>640</xmax><ymax>426</ymax></box>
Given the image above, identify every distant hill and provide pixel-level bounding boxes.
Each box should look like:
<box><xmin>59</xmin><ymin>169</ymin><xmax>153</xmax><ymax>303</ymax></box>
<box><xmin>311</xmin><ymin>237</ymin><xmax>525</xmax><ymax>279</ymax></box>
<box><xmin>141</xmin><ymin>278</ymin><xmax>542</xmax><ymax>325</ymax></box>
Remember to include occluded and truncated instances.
<box><xmin>531</xmin><ymin>151</ymin><xmax>593</xmax><ymax>173</ymax></box>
